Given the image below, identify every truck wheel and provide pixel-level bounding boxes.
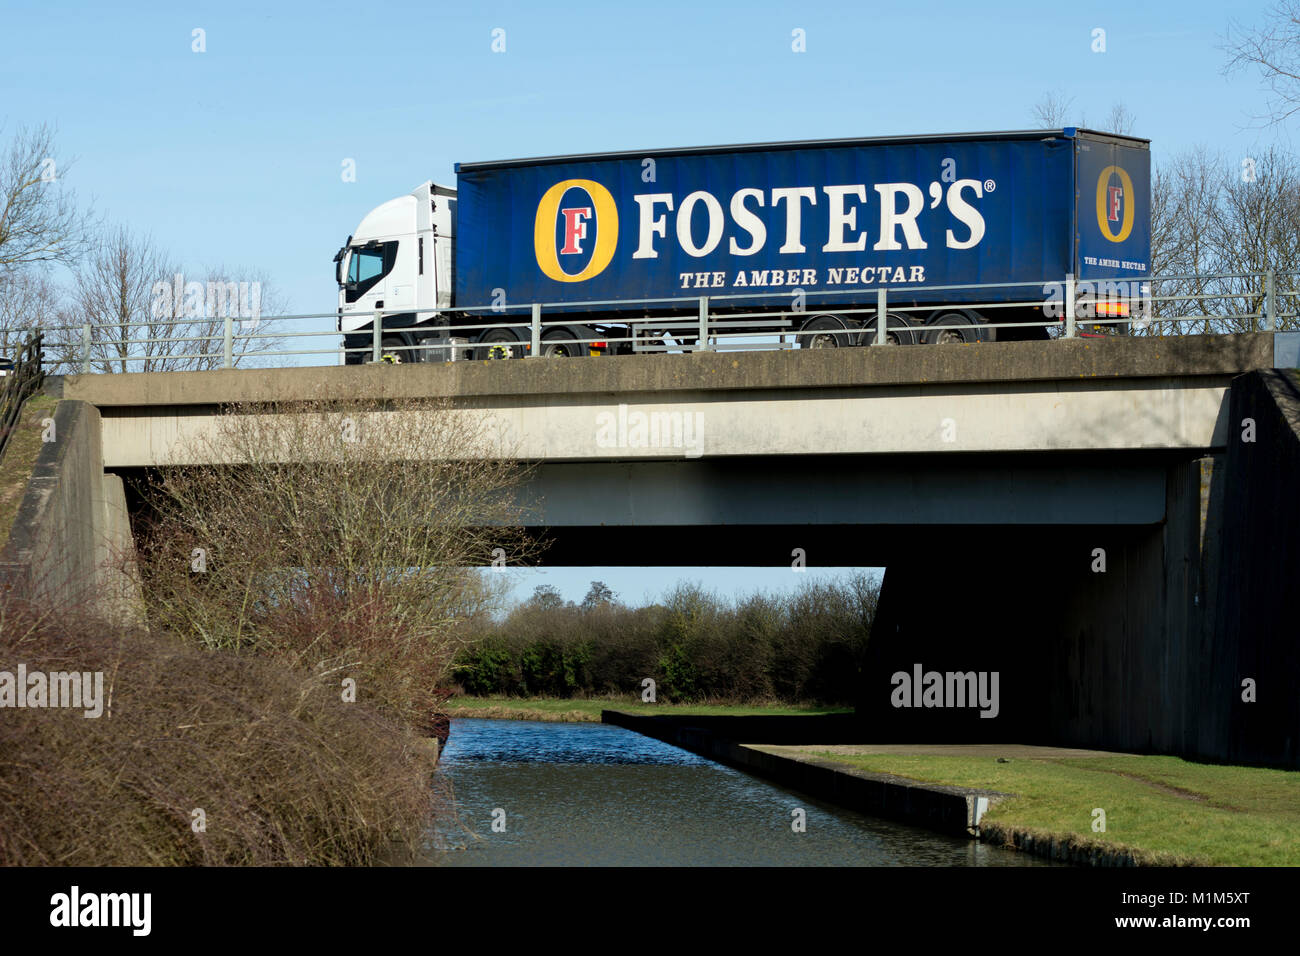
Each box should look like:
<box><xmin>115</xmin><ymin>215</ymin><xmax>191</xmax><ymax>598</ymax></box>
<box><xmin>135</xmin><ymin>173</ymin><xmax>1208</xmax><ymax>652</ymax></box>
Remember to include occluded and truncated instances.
<box><xmin>858</xmin><ymin>314</ymin><xmax>918</xmax><ymax>346</ymax></box>
<box><xmin>380</xmin><ymin>336</ymin><xmax>408</xmax><ymax>363</ymax></box>
<box><xmin>922</xmin><ymin>312</ymin><xmax>985</xmax><ymax>345</ymax></box>
<box><xmin>476</xmin><ymin>329</ymin><xmax>521</xmax><ymax>360</ymax></box>
<box><xmin>541</xmin><ymin>329</ymin><xmax>580</xmax><ymax>357</ymax></box>
<box><xmin>797</xmin><ymin>314</ymin><xmax>851</xmax><ymax>349</ymax></box>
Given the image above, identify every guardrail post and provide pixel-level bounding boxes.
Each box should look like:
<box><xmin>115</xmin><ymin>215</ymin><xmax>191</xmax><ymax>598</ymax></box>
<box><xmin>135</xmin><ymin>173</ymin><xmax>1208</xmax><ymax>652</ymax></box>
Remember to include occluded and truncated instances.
<box><xmin>81</xmin><ymin>323</ymin><xmax>91</xmax><ymax>373</ymax></box>
<box><xmin>876</xmin><ymin>288</ymin><xmax>888</xmax><ymax>345</ymax></box>
<box><xmin>1064</xmin><ymin>273</ymin><xmax>1077</xmax><ymax>338</ymax></box>
<box><xmin>698</xmin><ymin>296</ymin><xmax>710</xmax><ymax>351</ymax></box>
<box><xmin>222</xmin><ymin>313</ymin><xmax>233</xmax><ymax>368</ymax></box>
<box><xmin>1266</xmin><ymin>269</ymin><xmax>1277</xmax><ymax>332</ymax></box>
<box><xmin>530</xmin><ymin>303</ymin><xmax>541</xmax><ymax>358</ymax></box>
<box><xmin>372</xmin><ymin>312</ymin><xmax>383</xmax><ymax>363</ymax></box>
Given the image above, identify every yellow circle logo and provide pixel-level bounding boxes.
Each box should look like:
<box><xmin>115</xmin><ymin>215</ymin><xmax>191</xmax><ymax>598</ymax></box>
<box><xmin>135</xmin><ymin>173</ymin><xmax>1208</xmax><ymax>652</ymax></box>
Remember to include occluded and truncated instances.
<box><xmin>1095</xmin><ymin>165</ymin><xmax>1135</xmax><ymax>243</ymax></box>
<box><xmin>533</xmin><ymin>179</ymin><xmax>619</xmax><ymax>282</ymax></box>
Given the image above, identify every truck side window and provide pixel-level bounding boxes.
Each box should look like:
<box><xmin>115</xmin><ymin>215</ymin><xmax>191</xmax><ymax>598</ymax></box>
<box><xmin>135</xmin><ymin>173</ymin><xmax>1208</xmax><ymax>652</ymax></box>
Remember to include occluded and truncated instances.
<box><xmin>345</xmin><ymin>241</ymin><xmax>398</xmax><ymax>302</ymax></box>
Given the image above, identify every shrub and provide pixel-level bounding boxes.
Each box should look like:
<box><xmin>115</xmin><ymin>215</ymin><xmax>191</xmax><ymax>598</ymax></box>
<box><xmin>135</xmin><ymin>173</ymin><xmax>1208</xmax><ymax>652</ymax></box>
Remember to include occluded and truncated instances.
<box><xmin>135</xmin><ymin>395</ymin><xmax>538</xmax><ymax>730</ymax></box>
<box><xmin>451</xmin><ymin>572</ymin><xmax>882</xmax><ymax>705</ymax></box>
<box><xmin>0</xmin><ymin>602</ymin><xmax>443</xmax><ymax>866</ymax></box>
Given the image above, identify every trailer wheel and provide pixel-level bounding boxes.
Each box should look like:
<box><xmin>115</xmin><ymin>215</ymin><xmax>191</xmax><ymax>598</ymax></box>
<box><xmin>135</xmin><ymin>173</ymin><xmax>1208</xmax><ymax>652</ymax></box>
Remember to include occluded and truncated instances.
<box><xmin>476</xmin><ymin>329</ymin><xmax>521</xmax><ymax>361</ymax></box>
<box><xmin>541</xmin><ymin>329</ymin><xmax>580</xmax><ymax>357</ymax></box>
<box><xmin>858</xmin><ymin>313</ymin><xmax>918</xmax><ymax>346</ymax></box>
<box><xmin>797</xmin><ymin>314</ymin><xmax>851</xmax><ymax>349</ymax></box>
<box><xmin>921</xmin><ymin>312</ymin><xmax>986</xmax><ymax>345</ymax></box>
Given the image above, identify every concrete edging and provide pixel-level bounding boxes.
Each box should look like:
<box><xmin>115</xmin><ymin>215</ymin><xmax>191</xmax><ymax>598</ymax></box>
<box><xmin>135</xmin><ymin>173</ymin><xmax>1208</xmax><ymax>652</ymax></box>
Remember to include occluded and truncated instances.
<box><xmin>602</xmin><ymin>711</ymin><xmax>1169</xmax><ymax>866</ymax></box>
<box><xmin>602</xmin><ymin>710</ymin><xmax>1001</xmax><ymax>838</ymax></box>
<box><xmin>978</xmin><ymin>822</ymin><xmax>1142</xmax><ymax>867</ymax></box>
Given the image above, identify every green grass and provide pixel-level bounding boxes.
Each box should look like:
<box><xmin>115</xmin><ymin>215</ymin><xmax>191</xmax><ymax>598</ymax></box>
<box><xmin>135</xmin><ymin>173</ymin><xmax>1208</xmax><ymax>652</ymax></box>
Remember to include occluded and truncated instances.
<box><xmin>0</xmin><ymin>395</ymin><xmax>58</xmax><ymax>553</ymax></box>
<box><xmin>808</xmin><ymin>751</ymin><xmax>1300</xmax><ymax>866</ymax></box>
<box><xmin>445</xmin><ymin>696</ymin><xmax>851</xmax><ymax>723</ymax></box>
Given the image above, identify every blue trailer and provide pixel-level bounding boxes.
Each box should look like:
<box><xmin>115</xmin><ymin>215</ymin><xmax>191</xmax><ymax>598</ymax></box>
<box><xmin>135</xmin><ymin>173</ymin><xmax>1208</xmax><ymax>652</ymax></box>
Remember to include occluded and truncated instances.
<box><xmin>336</xmin><ymin>129</ymin><xmax>1150</xmax><ymax>360</ymax></box>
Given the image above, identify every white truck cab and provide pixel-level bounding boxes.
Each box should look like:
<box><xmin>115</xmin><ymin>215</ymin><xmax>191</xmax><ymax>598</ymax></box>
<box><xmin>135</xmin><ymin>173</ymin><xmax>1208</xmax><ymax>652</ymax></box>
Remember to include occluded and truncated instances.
<box><xmin>336</xmin><ymin>178</ymin><xmax>620</xmax><ymax>362</ymax></box>
<box><xmin>335</xmin><ymin>181</ymin><xmax>455</xmax><ymax>362</ymax></box>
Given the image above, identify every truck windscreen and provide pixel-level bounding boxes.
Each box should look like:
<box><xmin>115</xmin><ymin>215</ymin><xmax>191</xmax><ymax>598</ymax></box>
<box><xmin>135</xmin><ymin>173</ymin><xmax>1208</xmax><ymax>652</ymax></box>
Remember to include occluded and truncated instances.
<box><xmin>345</xmin><ymin>242</ymin><xmax>397</xmax><ymax>302</ymax></box>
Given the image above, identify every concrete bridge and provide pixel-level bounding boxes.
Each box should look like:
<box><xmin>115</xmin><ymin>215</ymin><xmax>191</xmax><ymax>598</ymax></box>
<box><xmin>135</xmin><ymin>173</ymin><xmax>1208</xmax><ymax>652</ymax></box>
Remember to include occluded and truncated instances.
<box><xmin>70</xmin><ymin>333</ymin><xmax>1266</xmax><ymax>466</ymax></box>
<box><xmin>37</xmin><ymin>332</ymin><xmax>1300</xmax><ymax>767</ymax></box>
<box><xmin>65</xmin><ymin>332</ymin><xmax>1275</xmax><ymax>556</ymax></box>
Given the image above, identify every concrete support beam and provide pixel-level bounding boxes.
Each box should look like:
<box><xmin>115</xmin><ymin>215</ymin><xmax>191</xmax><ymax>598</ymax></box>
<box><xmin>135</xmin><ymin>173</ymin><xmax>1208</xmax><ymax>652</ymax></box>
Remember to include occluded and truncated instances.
<box><xmin>94</xmin><ymin>381</ymin><xmax>1232</xmax><ymax>468</ymax></box>
<box><xmin>520</xmin><ymin>455</ymin><xmax>1170</xmax><ymax>527</ymax></box>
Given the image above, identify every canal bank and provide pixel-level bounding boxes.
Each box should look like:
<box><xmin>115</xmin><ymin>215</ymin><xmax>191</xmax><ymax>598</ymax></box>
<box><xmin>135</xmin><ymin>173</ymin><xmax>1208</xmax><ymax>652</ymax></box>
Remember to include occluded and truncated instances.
<box><xmin>443</xmin><ymin>696</ymin><xmax>852</xmax><ymax>723</ymax></box>
<box><xmin>602</xmin><ymin>711</ymin><xmax>1005</xmax><ymax>839</ymax></box>
<box><xmin>603</xmin><ymin>711</ymin><xmax>1157</xmax><ymax>866</ymax></box>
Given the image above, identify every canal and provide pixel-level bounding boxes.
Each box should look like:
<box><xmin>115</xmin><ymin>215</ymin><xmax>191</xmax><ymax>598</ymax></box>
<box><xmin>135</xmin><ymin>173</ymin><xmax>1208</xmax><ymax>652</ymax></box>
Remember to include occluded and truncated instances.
<box><xmin>417</xmin><ymin>718</ymin><xmax>1056</xmax><ymax>866</ymax></box>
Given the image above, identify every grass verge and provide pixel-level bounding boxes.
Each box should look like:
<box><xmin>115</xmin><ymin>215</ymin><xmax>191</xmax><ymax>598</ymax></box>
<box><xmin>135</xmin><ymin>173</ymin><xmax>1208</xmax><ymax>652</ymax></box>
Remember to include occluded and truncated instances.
<box><xmin>445</xmin><ymin>695</ymin><xmax>852</xmax><ymax>723</ymax></box>
<box><xmin>0</xmin><ymin>394</ymin><xmax>57</xmax><ymax>554</ymax></box>
<box><xmin>808</xmin><ymin>751</ymin><xmax>1300</xmax><ymax>866</ymax></box>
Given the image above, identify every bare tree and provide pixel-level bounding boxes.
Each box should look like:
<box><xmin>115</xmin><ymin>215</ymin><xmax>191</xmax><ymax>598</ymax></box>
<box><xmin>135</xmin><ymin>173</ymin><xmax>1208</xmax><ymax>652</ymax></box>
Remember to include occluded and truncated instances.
<box><xmin>1212</xmin><ymin>146</ymin><xmax>1300</xmax><ymax>328</ymax></box>
<box><xmin>1148</xmin><ymin>160</ymin><xmax>1181</xmax><ymax>277</ymax></box>
<box><xmin>1145</xmin><ymin>146</ymin><xmax>1300</xmax><ymax>334</ymax></box>
<box><xmin>61</xmin><ymin>226</ymin><xmax>176</xmax><ymax>373</ymax></box>
<box><xmin>0</xmin><ymin>268</ymin><xmax>64</xmax><ymax>357</ymax></box>
<box><xmin>137</xmin><ymin>395</ymin><xmax>542</xmax><ymax>729</ymax></box>
<box><xmin>1104</xmin><ymin>103</ymin><xmax>1137</xmax><ymax>136</ymax></box>
<box><xmin>57</xmin><ymin>227</ymin><xmax>288</xmax><ymax>372</ymax></box>
<box><xmin>1030</xmin><ymin>90</ymin><xmax>1077</xmax><ymax>128</ymax></box>
<box><xmin>1224</xmin><ymin>2</ymin><xmax>1300</xmax><ymax>127</ymax></box>
<box><xmin>190</xmin><ymin>264</ymin><xmax>289</xmax><ymax>368</ymax></box>
<box><xmin>1152</xmin><ymin>148</ymin><xmax>1225</xmax><ymax>333</ymax></box>
<box><xmin>0</xmin><ymin>124</ymin><xmax>94</xmax><ymax>275</ymax></box>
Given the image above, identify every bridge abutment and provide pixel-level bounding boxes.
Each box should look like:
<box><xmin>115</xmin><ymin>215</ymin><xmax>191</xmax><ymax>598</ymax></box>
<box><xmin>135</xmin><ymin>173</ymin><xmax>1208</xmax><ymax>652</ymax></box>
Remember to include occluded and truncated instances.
<box><xmin>858</xmin><ymin>370</ymin><xmax>1300</xmax><ymax>768</ymax></box>
<box><xmin>0</xmin><ymin>400</ymin><xmax>144</xmax><ymax>625</ymax></box>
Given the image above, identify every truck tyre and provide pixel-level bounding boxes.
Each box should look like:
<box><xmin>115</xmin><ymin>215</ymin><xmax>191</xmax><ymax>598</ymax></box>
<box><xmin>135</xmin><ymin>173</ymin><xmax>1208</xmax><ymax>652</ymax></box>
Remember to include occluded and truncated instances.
<box><xmin>921</xmin><ymin>312</ymin><xmax>987</xmax><ymax>345</ymax></box>
<box><xmin>858</xmin><ymin>313</ymin><xmax>918</xmax><ymax>346</ymax></box>
<box><xmin>797</xmin><ymin>314</ymin><xmax>852</xmax><ymax>349</ymax></box>
<box><xmin>476</xmin><ymin>329</ymin><xmax>521</xmax><ymax>360</ymax></box>
<box><xmin>380</xmin><ymin>336</ymin><xmax>409</xmax><ymax>363</ymax></box>
<box><xmin>541</xmin><ymin>329</ymin><xmax>580</xmax><ymax>357</ymax></box>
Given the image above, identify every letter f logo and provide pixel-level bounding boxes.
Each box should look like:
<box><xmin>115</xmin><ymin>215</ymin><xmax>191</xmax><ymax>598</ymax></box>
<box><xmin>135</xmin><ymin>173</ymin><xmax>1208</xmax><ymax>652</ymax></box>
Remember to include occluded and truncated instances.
<box><xmin>1107</xmin><ymin>185</ymin><xmax>1123</xmax><ymax>223</ymax></box>
<box><xmin>560</xmin><ymin>206</ymin><xmax>593</xmax><ymax>254</ymax></box>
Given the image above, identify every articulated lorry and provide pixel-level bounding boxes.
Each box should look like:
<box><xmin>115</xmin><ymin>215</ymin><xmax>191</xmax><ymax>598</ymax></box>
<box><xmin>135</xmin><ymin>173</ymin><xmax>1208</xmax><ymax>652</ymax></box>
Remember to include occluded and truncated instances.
<box><xmin>335</xmin><ymin>128</ymin><xmax>1151</xmax><ymax>362</ymax></box>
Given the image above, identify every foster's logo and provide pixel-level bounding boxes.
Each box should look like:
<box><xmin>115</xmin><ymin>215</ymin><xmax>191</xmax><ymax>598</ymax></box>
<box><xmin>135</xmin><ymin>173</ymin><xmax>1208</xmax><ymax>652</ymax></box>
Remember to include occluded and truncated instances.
<box><xmin>533</xmin><ymin>179</ymin><xmax>619</xmax><ymax>282</ymax></box>
<box><xmin>1096</xmin><ymin>165</ymin><xmax>1135</xmax><ymax>243</ymax></box>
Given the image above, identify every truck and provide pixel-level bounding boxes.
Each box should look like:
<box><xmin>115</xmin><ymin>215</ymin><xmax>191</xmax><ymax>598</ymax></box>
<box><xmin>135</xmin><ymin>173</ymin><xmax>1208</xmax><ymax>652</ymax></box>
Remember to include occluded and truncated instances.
<box><xmin>335</xmin><ymin>128</ymin><xmax>1151</xmax><ymax>363</ymax></box>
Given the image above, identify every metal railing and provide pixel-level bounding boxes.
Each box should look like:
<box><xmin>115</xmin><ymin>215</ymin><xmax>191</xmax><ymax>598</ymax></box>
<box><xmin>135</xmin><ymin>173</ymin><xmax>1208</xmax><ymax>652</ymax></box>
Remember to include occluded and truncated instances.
<box><xmin>12</xmin><ymin>270</ymin><xmax>1300</xmax><ymax>373</ymax></box>
<box><xmin>0</xmin><ymin>332</ymin><xmax>45</xmax><ymax>462</ymax></box>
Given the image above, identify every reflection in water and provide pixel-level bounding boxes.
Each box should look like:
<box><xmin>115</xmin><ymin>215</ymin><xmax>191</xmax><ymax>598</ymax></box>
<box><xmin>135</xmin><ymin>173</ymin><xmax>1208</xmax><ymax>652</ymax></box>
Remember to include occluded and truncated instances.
<box><xmin>418</xmin><ymin>719</ymin><xmax>1055</xmax><ymax>867</ymax></box>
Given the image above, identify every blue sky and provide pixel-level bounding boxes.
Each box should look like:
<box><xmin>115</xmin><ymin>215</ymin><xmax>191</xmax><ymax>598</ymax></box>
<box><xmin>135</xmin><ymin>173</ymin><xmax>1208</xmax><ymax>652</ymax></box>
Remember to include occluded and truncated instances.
<box><xmin>3</xmin><ymin>0</ymin><xmax>1289</xmax><ymax>604</ymax></box>
<box><xmin>3</xmin><ymin>0</ymin><xmax>1285</xmax><ymax>316</ymax></box>
<box><xmin>495</xmin><ymin>565</ymin><xmax>876</xmax><ymax>610</ymax></box>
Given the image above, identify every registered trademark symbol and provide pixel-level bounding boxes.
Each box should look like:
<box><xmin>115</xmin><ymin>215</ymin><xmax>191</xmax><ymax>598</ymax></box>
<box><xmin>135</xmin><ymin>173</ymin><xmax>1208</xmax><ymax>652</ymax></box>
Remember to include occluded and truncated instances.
<box><xmin>984</xmin><ymin>179</ymin><xmax>996</xmax><ymax>192</ymax></box>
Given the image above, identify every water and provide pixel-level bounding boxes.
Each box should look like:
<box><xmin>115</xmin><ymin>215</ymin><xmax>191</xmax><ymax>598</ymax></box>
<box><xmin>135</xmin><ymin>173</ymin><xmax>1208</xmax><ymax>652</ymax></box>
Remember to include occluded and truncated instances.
<box><xmin>417</xmin><ymin>718</ymin><xmax>1055</xmax><ymax>866</ymax></box>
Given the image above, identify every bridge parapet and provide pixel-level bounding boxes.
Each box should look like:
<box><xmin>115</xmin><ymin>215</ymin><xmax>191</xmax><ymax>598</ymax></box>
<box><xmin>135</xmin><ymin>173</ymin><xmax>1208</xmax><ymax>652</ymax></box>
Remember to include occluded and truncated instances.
<box><xmin>62</xmin><ymin>333</ymin><xmax>1275</xmax><ymax>408</ymax></box>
